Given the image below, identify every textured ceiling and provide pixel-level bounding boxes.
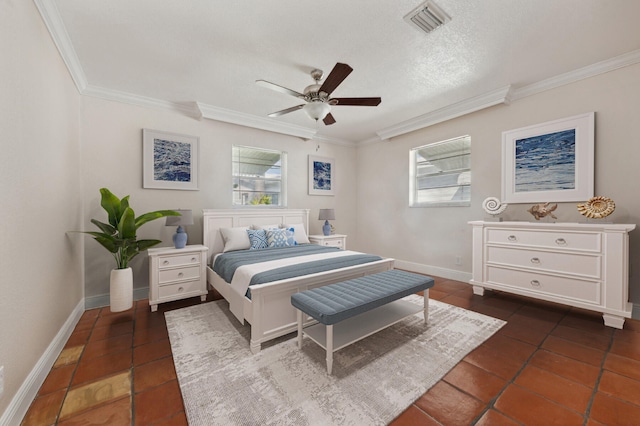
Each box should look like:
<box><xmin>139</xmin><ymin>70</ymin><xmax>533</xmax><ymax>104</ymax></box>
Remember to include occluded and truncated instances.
<box><xmin>50</xmin><ymin>0</ymin><xmax>640</xmax><ymax>143</ymax></box>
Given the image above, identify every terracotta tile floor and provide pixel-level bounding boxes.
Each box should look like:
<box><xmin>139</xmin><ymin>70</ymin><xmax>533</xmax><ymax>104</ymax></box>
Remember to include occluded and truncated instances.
<box><xmin>22</xmin><ymin>276</ymin><xmax>640</xmax><ymax>425</ymax></box>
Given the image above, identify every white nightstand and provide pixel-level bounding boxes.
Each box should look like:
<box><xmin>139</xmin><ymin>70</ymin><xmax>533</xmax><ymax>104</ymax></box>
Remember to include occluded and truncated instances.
<box><xmin>308</xmin><ymin>234</ymin><xmax>347</xmax><ymax>250</ymax></box>
<box><xmin>148</xmin><ymin>245</ymin><xmax>208</xmax><ymax>312</ymax></box>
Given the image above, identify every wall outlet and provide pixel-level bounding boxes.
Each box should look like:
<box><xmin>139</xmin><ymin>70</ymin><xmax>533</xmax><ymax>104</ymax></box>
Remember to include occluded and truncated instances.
<box><xmin>455</xmin><ymin>256</ymin><xmax>462</xmax><ymax>266</ymax></box>
<box><xmin>0</xmin><ymin>365</ymin><xmax>4</xmax><ymax>398</ymax></box>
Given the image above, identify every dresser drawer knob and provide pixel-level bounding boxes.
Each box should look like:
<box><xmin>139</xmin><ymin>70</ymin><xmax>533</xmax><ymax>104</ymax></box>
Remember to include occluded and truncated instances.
<box><xmin>508</xmin><ymin>235</ymin><xmax>517</xmax><ymax>242</ymax></box>
<box><xmin>178</xmin><ymin>272</ymin><xmax>184</xmax><ymax>277</ymax></box>
<box><xmin>191</xmin><ymin>257</ymin><xmax>197</xmax><ymax>262</ymax></box>
<box><xmin>163</xmin><ymin>260</ymin><xmax>170</xmax><ymax>265</ymax></box>
<box><xmin>530</xmin><ymin>280</ymin><xmax>541</xmax><ymax>287</ymax></box>
<box><xmin>530</xmin><ymin>257</ymin><xmax>540</xmax><ymax>264</ymax></box>
<box><xmin>555</xmin><ymin>238</ymin><xmax>567</xmax><ymax>245</ymax></box>
<box><xmin>178</xmin><ymin>286</ymin><xmax>184</xmax><ymax>292</ymax></box>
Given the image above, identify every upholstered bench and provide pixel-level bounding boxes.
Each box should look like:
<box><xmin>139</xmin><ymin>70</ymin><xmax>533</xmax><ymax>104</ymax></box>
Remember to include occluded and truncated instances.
<box><xmin>291</xmin><ymin>269</ymin><xmax>435</xmax><ymax>374</ymax></box>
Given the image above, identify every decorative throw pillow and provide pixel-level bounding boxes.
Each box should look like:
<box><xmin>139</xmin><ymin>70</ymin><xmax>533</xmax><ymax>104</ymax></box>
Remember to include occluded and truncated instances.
<box><xmin>266</xmin><ymin>228</ymin><xmax>290</xmax><ymax>248</ymax></box>
<box><xmin>284</xmin><ymin>223</ymin><xmax>310</xmax><ymax>244</ymax></box>
<box><xmin>247</xmin><ymin>229</ymin><xmax>268</xmax><ymax>250</ymax></box>
<box><xmin>220</xmin><ymin>227</ymin><xmax>251</xmax><ymax>252</ymax></box>
<box><xmin>284</xmin><ymin>227</ymin><xmax>296</xmax><ymax>246</ymax></box>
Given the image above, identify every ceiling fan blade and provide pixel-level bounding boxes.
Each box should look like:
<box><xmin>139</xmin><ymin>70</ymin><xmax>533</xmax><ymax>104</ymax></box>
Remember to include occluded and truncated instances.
<box><xmin>331</xmin><ymin>97</ymin><xmax>381</xmax><ymax>106</ymax></box>
<box><xmin>268</xmin><ymin>104</ymin><xmax>305</xmax><ymax>117</ymax></box>
<box><xmin>256</xmin><ymin>80</ymin><xmax>305</xmax><ymax>98</ymax></box>
<box><xmin>323</xmin><ymin>113</ymin><xmax>336</xmax><ymax>125</ymax></box>
<box><xmin>318</xmin><ymin>63</ymin><xmax>353</xmax><ymax>95</ymax></box>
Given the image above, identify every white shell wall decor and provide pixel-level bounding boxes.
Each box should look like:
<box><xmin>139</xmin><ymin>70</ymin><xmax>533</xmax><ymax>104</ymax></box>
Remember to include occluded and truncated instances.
<box><xmin>482</xmin><ymin>197</ymin><xmax>507</xmax><ymax>216</ymax></box>
<box><xmin>577</xmin><ymin>196</ymin><xmax>615</xmax><ymax>219</ymax></box>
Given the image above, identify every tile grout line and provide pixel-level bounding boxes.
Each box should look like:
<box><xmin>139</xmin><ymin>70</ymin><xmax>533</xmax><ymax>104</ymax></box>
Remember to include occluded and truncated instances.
<box><xmin>53</xmin><ymin>311</ymin><xmax>99</xmax><ymax>424</ymax></box>
<box><xmin>469</xmin><ymin>302</ymin><xmax>576</xmax><ymax>424</ymax></box>
<box><xmin>581</xmin><ymin>326</ymin><xmax>615</xmax><ymax>425</ymax></box>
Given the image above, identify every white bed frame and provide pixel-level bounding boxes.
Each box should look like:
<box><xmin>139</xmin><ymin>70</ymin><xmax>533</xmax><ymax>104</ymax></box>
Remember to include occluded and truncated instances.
<box><xmin>202</xmin><ymin>209</ymin><xmax>395</xmax><ymax>353</ymax></box>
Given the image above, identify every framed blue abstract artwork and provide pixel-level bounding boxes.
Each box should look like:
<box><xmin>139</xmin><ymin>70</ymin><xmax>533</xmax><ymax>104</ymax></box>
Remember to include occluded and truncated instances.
<box><xmin>308</xmin><ymin>155</ymin><xmax>335</xmax><ymax>196</ymax></box>
<box><xmin>501</xmin><ymin>112</ymin><xmax>594</xmax><ymax>203</ymax></box>
<box><xmin>143</xmin><ymin>129</ymin><xmax>199</xmax><ymax>190</ymax></box>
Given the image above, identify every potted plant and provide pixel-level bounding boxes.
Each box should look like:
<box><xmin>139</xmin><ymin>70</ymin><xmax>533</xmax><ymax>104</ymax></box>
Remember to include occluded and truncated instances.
<box><xmin>83</xmin><ymin>188</ymin><xmax>180</xmax><ymax>312</ymax></box>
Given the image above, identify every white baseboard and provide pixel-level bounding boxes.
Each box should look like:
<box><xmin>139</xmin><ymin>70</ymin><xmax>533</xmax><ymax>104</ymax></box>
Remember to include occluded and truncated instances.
<box><xmin>393</xmin><ymin>260</ymin><xmax>472</xmax><ymax>284</ymax></box>
<box><xmin>84</xmin><ymin>286</ymin><xmax>150</xmax><ymax>310</ymax></box>
<box><xmin>0</xmin><ymin>300</ymin><xmax>84</xmax><ymax>426</ymax></box>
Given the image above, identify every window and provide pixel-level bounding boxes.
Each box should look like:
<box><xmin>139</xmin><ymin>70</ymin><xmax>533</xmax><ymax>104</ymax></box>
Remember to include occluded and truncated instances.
<box><xmin>410</xmin><ymin>135</ymin><xmax>471</xmax><ymax>207</ymax></box>
<box><xmin>232</xmin><ymin>145</ymin><xmax>287</xmax><ymax>206</ymax></box>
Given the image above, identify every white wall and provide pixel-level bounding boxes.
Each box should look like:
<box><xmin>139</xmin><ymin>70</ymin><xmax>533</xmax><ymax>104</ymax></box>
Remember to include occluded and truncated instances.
<box><xmin>356</xmin><ymin>63</ymin><xmax>640</xmax><ymax>303</ymax></box>
<box><xmin>0</xmin><ymin>0</ymin><xmax>83</xmax><ymax>419</ymax></box>
<box><xmin>79</xmin><ymin>97</ymin><xmax>359</xmax><ymax>304</ymax></box>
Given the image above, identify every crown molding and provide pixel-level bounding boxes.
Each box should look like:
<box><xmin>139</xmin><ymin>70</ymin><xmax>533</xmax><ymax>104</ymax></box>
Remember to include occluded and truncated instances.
<box><xmin>83</xmin><ymin>85</ymin><xmax>200</xmax><ymax>116</ymax></box>
<box><xmin>511</xmin><ymin>48</ymin><xmax>640</xmax><ymax>101</ymax></box>
<box><xmin>376</xmin><ymin>85</ymin><xmax>513</xmax><ymax>141</ymax></box>
<box><xmin>195</xmin><ymin>102</ymin><xmax>317</xmax><ymax>140</ymax></box>
<box><xmin>33</xmin><ymin>0</ymin><xmax>87</xmax><ymax>93</ymax></box>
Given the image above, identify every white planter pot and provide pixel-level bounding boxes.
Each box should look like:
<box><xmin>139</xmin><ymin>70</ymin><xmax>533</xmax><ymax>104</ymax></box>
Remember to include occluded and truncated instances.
<box><xmin>110</xmin><ymin>267</ymin><xmax>133</xmax><ymax>312</ymax></box>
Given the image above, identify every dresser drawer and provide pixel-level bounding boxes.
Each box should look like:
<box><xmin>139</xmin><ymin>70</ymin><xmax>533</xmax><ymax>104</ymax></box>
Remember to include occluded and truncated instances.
<box><xmin>486</xmin><ymin>266</ymin><xmax>601</xmax><ymax>305</ymax></box>
<box><xmin>486</xmin><ymin>228</ymin><xmax>601</xmax><ymax>252</ymax></box>
<box><xmin>486</xmin><ymin>246</ymin><xmax>601</xmax><ymax>278</ymax></box>
<box><xmin>159</xmin><ymin>266</ymin><xmax>201</xmax><ymax>284</ymax></box>
<box><xmin>158</xmin><ymin>253</ymin><xmax>201</xmax><ymax>269</ymax></box>
<box><xmin>158</xmin><ymin>280</ymin><xmax>204</xmax><ymax>299</ymax></box>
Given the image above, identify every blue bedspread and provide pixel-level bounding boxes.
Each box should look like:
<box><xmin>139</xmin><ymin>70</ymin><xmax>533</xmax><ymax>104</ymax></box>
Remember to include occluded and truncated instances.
<box><xmin>212</xmin><ymin>245</ymin><xmax>383</xmax><ymax>287</ymax></box>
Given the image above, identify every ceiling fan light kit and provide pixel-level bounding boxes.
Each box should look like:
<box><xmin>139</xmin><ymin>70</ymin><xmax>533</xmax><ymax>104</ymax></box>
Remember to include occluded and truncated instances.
<box><xmin>256</xmin><ymin>62</ymin><xmax>381</xmax><ymax>126</ymax></box>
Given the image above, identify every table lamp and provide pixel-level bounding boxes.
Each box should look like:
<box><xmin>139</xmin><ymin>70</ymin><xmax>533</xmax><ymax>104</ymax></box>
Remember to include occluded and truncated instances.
<box><xmin>166</xmin><ymin>209</ymin><xmax>194</xmax><ymax>249</ymax></box>
<box><xmin>318</xmin><ymin>209</ymin><xmax>335</xmax><ymax>236</ymax></box>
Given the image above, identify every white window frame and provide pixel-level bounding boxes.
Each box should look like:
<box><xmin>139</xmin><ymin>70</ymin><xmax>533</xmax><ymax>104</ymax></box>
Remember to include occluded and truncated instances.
<box><xmin>232</xmin><ymin>145</ymin><xmax>287</xmax><ymax>207</ymax></box>
<box><xmin>409</xmin><ymin>135</ymin><xmax>471</xmax><ymax>207</ymax></box>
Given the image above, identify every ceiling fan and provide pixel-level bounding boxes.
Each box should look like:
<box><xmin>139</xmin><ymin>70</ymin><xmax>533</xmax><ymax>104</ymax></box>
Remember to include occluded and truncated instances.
<box><xmin>256</xmin><ymin>63</ymin><xmax>381</xmax><ymax>126</ymax></box>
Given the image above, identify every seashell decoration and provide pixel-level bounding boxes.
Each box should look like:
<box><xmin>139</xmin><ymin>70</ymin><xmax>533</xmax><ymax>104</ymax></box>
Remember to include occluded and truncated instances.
<box><xmin>577</xmin><ymin>196</ymin><xmax>615</xmax><ymax>219</ymax></box>
<box><xmin>527</xmin><ymin>202</ymin><xmax>558</xmax><ymax>221</ymax></box>
<box><xmin>482</xmin><ymin>197</ymin><xmax>507</xmax><ymax>216</ymax></box>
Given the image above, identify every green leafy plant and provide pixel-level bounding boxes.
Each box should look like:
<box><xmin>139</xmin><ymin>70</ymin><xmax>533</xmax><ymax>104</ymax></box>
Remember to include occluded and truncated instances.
<box><xmin>250</xmin><ymin>194</ymin><xmax>272</xmax><ymax>205</ymax></box>
<box><xmin>83</xmin><ymin>188</ymin><xmax>180</xmax><ymax>269</ymax></box>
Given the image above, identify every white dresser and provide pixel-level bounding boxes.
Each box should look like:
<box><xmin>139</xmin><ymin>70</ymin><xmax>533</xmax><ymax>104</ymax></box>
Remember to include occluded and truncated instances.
<box><xmin>148</xmin><ymin>245</ymin><xmax>208</xmax><ymax>312</ymax></box>
<box><xmin>469</xmin><ymin>221</ymin><xmax>635</xmax><ymax>328</ymax></box>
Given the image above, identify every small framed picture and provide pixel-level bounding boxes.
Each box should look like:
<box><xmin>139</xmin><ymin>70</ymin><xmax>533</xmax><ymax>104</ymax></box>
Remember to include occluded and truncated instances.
<box><xmin>308</xmin><ymin>155</ymin><xmax>335</xmax><ymax>196</ymax></box>
<box><xmin>143</xmin><ymin>129</ymin><xmax>199</xmax><ymax>190</ymax></box>
<box><xmin>501</xmin><ymin>112</ymin><xmax>594</xmax><ymax>203</ymax></box>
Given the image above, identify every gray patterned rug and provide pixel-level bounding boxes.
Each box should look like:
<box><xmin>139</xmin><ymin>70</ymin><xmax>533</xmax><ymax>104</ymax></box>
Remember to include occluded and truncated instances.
<box><xmin>165</xmin><ymin>295</ymin><xmax>505</xmax><ymax>426</ymax></box>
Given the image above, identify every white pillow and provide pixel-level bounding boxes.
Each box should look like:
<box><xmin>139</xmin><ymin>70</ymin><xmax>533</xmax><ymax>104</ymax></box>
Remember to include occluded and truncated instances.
<box><xmin>220</xmin><ymin>226</ymin><xmax>251</xmax><ymax>252</ymax></box>
<box><xmin>252</xmin><ymin>223</ymin><xmax>282</xmax><ymax>230</ymax></box>
<box><xmin>285</xmin><ymin>223</ymin><xmax>310</xmax><ymax>244</ymax></box>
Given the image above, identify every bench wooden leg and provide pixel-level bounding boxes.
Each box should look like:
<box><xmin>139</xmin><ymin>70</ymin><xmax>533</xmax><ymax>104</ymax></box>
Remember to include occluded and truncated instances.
<box><xmin>297</xmin><ymin>309</ymin><xmax>303</xmax><ymax>349</ymax></box>
<box><xmin>326</xmin><ymin>325</ymin><xmax>334</xmax><ymax>374</ymax></box>
<box><xmin>424</xmin><ymin>289</ymin><xmax>429</xmax><ymax>324</ymax></box>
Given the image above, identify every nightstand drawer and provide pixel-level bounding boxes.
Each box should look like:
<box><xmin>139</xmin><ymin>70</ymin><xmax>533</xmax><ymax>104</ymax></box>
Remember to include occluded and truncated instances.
<box><xmin>159</xmin><ymin>266</ymin><xmax>201</xmax><ymax>284</ymax></box>
<box><xmin>158</xmin><ymin>280</ymin><xmax>203</xmax><ymax>299</ymax></box>
<box><xmin>320</xmin><ymin>239</ymin><xmax>343</xmax><ymax>248</ymax></box>
<box><xmin>158</xmin><ymin>253</ymin><xmax>201</xmax><ymax>268</ymax></box>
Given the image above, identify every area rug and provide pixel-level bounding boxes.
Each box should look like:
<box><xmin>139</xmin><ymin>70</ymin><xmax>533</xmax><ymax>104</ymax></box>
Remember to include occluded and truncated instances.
<box><xmin>165</xmin><ymin>295</ymin><xmax>505</xmax><ymax>426</ymax></box>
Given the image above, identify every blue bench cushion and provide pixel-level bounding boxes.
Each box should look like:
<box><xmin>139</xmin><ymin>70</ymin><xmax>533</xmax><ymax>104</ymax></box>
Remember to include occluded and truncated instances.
<box><xmin>290</xmin><ymin>270</ymin><xmax>435</xmax><ymax>325</ymax></box>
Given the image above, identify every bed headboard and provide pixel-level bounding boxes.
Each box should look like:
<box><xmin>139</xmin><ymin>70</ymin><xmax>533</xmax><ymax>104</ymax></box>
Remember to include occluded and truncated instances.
<box><xmin>202</xmin><ymin>209</ymin><xmax>310</xmax><ymax>263</ymax></box>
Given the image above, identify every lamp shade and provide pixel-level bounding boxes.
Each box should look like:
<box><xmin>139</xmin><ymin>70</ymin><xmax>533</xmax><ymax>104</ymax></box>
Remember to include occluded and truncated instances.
<box><xmin>318</xmin><ymin>209</ymin><xmax>335</xmax><ymax>221</ymax></box>
<box><xmin>166</xmin><ymin>209</ymin><xmax>194</xmax><ymax>226</ymax></box>
<box><xmin>303</xmin><ymin>101</ymin><xmax>331</xmax><ymax>121</ymax></box>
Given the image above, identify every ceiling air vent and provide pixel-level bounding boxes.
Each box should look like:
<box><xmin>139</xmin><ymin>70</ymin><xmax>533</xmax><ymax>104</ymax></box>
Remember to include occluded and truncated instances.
<box><xmin>404</xmin><ymin>1</ymin><xmax>451</xmax><ymax>34</ymax></box>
